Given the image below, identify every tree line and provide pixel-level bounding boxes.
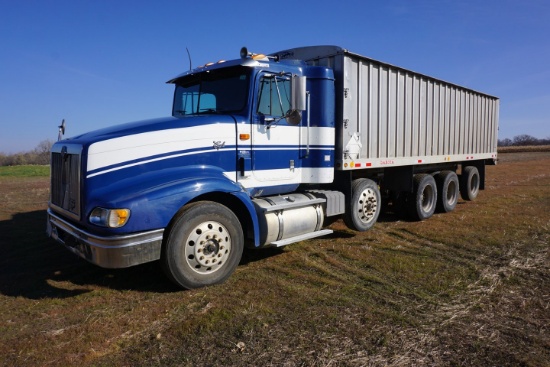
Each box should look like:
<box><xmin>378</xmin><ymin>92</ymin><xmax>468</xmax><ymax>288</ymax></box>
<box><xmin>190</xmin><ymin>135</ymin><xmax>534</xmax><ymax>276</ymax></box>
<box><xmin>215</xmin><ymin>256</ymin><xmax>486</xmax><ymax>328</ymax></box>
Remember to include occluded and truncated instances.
<box><xmin>498</xmin><ymin>134</ymin><xmax>550</xmax><ymax>147</ymax></box>
<box><xmin>0</xmin><ymin>135</ymin><xmax>548</xmax><ymax>166</ymax></box>
<box><xmin>0</xmin><ymin>140</ymin><xmax>53</xmax><ymax>166</ymax></box>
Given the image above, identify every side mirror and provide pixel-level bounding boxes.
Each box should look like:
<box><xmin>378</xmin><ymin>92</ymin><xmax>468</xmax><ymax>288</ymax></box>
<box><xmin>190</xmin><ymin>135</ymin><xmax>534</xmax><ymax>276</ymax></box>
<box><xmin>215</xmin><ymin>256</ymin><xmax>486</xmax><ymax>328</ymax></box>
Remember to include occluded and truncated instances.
<box><xmin>291</xmin><ymin>75</ymin><xmax>307</xmax><ymax>111</ymax></box>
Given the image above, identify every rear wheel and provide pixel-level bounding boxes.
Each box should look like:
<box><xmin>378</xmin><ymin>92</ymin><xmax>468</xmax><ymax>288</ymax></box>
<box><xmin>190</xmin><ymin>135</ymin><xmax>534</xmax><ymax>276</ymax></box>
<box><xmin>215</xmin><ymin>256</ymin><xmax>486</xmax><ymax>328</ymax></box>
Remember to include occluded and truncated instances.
<box><xmin>407</xmin><ymin>174</ymin><xmax>437</xmax><ymax>221</ymax></box>
<box><xmin>344</xmin><ymin>178</ymin><xmax>381</xmax><ymax>231</ymax></box>
<box><xmin>435</xmin><ymin>171</ymin><xmax>459</xmax><ymax>213</ymax></box>
<box><xmin>161</xmin><ymin>201</ymin><xmax>244</xmax><ymax>289</ymax></box>
<box><xmin>460</xmin><ymin>166</ymin><xmax>480</xmax><ymax>201</ymax></box>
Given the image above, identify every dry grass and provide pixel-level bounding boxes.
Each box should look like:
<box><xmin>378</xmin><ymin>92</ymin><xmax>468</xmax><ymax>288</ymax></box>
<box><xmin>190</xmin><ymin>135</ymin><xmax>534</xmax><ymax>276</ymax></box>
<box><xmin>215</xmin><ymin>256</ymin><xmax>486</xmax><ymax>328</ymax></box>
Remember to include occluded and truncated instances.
<box><xmin>498</xmin><ymin>145</ymin><xmax>550</xmax><ymax>153</ymax></box>
<box><xmin>1</xmin><ymin>152</ymin><xmax>549</xmax><ymax>367</ymax></box>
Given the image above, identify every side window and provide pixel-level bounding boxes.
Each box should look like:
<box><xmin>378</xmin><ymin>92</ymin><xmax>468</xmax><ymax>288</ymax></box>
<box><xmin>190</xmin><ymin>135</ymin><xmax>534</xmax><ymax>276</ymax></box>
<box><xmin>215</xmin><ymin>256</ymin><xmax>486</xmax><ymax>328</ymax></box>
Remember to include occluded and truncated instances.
<box><xmin>257</xmin><ymin>75</ymin><xmax>291</xmax><ymax>117</ymax></box>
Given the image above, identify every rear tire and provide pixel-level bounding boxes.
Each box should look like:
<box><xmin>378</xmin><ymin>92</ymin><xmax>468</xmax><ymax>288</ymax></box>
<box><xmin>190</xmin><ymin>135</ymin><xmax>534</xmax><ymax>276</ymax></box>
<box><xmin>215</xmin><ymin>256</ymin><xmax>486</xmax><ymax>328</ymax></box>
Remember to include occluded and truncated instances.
<box><xmin>407</xmin><ymin>174</ymin><xmax>437</xmax><ymax>221</ymax></box>
<box><xmin>344</xmin><ymin>178</ymin><xmax>381</xmax><ymax>231</ymax></box>
<box><xmin>435</xmin><ymin>171</ymin><xmax>459</xmax><ymax>213</ymax></box>
<box><xmin>460</xmin><ymin>166</ymin><xmax>480</xmax><ymax>201</ymax></box>
<box><xmin>161</xmin><ymin>201</ymin><xmax>244</xmax><ymax>289</ymax></box>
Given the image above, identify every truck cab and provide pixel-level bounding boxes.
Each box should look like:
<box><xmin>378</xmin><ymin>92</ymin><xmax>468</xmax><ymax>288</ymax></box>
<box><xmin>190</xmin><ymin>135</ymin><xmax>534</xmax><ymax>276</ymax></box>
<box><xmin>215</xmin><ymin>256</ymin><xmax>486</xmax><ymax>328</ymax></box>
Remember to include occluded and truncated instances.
<box><xmin>47</xmin><ymin>48</ymin><xmax>340</xmax><ymax>289</ymax></box>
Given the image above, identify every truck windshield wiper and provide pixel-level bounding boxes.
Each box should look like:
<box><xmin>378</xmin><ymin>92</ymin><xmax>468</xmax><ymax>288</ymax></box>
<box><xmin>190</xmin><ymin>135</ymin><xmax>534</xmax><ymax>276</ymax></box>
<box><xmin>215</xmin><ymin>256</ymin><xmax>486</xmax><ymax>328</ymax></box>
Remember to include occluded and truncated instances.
<box><xmin>198</xmin><ymin>108</ymin><xmax>218</xmax><ymax>114</ymax></box>
<box><xmin>197</xmin><ymin>108</ymin><xmax>232</xmax><ymax>115</ymax></box>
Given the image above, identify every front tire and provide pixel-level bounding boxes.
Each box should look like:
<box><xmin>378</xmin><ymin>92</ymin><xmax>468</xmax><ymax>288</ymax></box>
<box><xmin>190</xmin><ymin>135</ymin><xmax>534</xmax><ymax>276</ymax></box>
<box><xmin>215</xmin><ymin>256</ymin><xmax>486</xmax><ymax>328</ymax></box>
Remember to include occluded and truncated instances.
<box><xmin>344</xmin><ymin>178</ymin><xmax>381</xmax><ymax>231</ymax></box>
<box><xmin>161</xmin><ymin>201</ymin><xmax>244</xmax><ymax>289</ymax></box>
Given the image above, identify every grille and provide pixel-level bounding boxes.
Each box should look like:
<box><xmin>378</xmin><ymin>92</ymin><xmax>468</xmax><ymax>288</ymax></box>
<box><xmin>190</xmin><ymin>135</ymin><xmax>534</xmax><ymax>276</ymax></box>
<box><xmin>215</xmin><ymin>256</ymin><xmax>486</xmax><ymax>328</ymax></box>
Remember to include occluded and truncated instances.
<box><xmin>51</xmin><ymin>146</ymin><xmax>81</xmax><ymax>219</ymax></box>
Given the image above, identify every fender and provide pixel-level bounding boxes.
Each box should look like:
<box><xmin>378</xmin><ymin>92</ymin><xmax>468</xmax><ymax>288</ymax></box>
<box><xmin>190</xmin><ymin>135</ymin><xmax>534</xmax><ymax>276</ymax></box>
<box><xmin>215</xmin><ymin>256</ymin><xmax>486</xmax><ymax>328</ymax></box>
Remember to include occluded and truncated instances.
<box><xmin>85</xmin><ymin>165</ymin><xmax>260</xmax><ymax>243</ymax></box>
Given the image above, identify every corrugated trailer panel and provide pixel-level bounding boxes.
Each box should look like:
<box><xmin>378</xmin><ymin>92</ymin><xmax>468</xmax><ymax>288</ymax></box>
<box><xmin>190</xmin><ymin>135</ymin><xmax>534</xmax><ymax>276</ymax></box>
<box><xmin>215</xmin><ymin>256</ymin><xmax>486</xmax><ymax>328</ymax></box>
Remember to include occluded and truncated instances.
<box><xmin>343</xmin><ymin>56</ymin><xmax>499</xmax><ymax>160</ymax></box>
<box><xmin>275</xmin><ymin>46</ymin><xmax>499</xmax><ymax>170</ymax></box>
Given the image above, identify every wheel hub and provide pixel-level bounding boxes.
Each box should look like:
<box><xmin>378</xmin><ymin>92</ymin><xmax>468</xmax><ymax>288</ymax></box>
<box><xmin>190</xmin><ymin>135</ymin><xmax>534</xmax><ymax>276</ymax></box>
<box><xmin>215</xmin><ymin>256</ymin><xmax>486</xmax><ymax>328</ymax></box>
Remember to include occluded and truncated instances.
<box><xmin>203</xmin><ymin>240</ymin><xmax>219</xmax><ymax>256</ymax></box>
<box><xmin>184</xmin><ymin>221</ymin><xmax>231</xmax><ymax>275</ymax></box>
<box><xmin>358</xmin><ymin>189</ymin><xmax>377</xmax><ymax>223</ymax></box>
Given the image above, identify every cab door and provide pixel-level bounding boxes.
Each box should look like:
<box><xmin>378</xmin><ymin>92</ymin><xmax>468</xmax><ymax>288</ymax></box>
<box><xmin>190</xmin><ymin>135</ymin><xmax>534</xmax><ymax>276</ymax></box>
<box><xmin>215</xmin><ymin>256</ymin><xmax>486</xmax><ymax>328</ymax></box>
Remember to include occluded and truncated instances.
<box><xmin>250</xmin><ymin>72</ymin><xmax>301</xmax><ymax>186</ymax></box>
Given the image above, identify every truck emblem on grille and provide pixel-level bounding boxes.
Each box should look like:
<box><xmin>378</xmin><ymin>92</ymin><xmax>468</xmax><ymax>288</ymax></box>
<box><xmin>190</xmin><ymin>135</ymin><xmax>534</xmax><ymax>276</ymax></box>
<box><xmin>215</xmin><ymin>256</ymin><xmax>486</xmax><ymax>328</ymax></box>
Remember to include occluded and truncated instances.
<box><xmin>61</xmin><ymin>146</ymin><xmax>68</xmax><ymax>162</ymax></box>
<box><xmin>213</xmin><ymin>141</ymin><xmax>225</xmax><ymax>150</ymax></box>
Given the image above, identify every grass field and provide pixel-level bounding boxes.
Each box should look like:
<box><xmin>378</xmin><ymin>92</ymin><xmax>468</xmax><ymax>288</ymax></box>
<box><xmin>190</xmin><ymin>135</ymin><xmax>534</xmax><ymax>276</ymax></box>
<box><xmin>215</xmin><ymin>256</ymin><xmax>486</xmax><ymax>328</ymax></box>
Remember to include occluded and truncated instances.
<box><xmin>0</xmin><ymin>152</ymin><xmax>548</xmax><ymax>366</ymax></box>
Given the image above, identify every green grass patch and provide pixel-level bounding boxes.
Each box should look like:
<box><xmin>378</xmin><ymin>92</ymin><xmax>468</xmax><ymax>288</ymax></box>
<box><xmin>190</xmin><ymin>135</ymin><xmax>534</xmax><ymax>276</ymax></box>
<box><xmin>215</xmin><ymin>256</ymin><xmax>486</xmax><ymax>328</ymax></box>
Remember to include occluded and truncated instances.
<box><xmin>0</xmin><ymin>165</ymin><xmax>49</xmax><ymax>177</ymax></box>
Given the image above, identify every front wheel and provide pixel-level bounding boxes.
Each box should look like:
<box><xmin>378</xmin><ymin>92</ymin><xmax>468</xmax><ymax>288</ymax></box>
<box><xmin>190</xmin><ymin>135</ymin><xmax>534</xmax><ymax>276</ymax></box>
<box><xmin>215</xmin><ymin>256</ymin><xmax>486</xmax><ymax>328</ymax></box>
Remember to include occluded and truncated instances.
<box><xmin>344</xmin><ymin>178</ymin><xmax>381</xmax><ymax>232</ymax></box>
<box><xmin>161</xmin><ymin>201</ymin><xmax>244</xmax><ymax>289</ymax></box>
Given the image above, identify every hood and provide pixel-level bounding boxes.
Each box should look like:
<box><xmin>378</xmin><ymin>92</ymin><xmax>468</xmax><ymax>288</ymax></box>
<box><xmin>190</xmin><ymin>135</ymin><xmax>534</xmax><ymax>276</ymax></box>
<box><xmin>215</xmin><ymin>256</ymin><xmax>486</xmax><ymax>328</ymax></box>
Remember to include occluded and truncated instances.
<box><xmin>69</xmin><ymin>114</ymin><xmax>237</xmax><ymax>178</ymax></box>
<box><xmin>64</xmin><ymin>117</ymin><xmax>180</xmax><ymax>145</ymax></box>
<box><xmin>58</xmin><ymin>115</ymin><xmax>235</xmax><ymax>147</ymax></box>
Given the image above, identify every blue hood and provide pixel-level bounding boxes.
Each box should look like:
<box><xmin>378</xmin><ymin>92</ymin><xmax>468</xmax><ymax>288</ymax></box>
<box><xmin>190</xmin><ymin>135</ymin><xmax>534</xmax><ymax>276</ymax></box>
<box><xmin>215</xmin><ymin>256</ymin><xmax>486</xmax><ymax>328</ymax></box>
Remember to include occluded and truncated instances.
<box><xmin>64</xmin><ymin>117</ymin><xmax>180</xmax><ymax>145</ymax></box>
<box><xmin>58</xmin><ymin>115</ymin><xmax>235</xmax><ymax>147</ymax></box>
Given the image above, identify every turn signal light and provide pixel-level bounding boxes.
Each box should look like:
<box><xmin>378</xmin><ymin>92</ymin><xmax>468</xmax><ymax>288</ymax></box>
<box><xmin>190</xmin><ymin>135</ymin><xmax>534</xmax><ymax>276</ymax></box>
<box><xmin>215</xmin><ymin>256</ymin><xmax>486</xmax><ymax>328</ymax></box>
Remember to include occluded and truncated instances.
<box><xmin>89</xmin><ymin>208</ymin><xmax>130</xmax><ymax>228</ymax></box>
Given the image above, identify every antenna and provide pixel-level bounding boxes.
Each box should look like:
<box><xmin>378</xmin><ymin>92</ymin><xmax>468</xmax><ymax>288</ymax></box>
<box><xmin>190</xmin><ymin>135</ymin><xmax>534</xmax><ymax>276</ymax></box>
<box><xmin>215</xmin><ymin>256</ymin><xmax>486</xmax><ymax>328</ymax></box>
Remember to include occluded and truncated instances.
<box><xmin>58</xmin><ymin>119</ymin><xmax>66</xmax><ymax>141</ymax></box>
<box><xmin>186</xmin><ymin>47</ymin><xmax>192</xmax><ymax>70</ymax></box>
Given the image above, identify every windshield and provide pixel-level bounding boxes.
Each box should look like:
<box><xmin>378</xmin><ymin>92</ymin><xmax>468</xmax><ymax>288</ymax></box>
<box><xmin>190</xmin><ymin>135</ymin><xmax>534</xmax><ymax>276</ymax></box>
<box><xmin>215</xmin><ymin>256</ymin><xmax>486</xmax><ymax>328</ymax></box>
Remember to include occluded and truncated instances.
<box><xmin>172</xmin><ymin>66</ymin><xmax>250</xmax><ymax>117</ymax></box>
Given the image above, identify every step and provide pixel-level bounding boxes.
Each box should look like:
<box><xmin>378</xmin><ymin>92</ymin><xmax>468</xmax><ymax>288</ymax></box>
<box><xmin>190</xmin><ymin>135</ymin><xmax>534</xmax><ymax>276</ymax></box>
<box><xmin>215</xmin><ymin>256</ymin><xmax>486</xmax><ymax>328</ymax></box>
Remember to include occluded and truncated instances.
<box><xmin>270</xmin><ymin>229</ymin><xmax>334</xmax><ymax>247</ymax></box>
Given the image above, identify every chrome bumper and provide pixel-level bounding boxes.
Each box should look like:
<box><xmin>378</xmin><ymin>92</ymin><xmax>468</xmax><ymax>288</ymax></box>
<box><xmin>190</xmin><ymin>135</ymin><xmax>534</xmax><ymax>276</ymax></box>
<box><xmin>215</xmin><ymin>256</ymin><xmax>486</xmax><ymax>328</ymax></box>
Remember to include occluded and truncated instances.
<box><xmin>47</xmin><ymin>209</ymin><xmax>164</xmax><ymax>268</ymax></box>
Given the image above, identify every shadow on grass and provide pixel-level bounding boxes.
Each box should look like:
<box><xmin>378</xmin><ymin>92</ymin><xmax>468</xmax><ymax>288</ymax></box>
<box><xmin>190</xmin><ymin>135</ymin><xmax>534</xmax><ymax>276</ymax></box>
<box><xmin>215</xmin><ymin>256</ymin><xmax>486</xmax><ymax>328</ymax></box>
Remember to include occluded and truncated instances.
<box><xmin>0</xmin><ymin>210</ymin><xmax>335</xmax><ymax>299</ymax></box>
<box><xmin>0</xmin><ymin>210</ymin><xmax>181</xmax><ymax>299</ymax></box>
<box><xmin>0</xmin><ymin>209</ymin><xmax>398</xmax><ymax>300</ymax></box>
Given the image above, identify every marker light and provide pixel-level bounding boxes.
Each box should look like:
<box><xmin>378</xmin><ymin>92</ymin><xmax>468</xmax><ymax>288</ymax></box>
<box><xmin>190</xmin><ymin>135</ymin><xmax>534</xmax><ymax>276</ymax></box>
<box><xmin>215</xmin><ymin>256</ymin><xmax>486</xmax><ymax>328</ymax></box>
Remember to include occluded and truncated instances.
<box><xmin>90</xmin><ymin>208</ymin><xmax>130</xmax><ymax>228</ymax></box>
<box><xmin>252</xmin><ymin>54</ymin><xmax>267</xmax><ymax>60</ymax></box>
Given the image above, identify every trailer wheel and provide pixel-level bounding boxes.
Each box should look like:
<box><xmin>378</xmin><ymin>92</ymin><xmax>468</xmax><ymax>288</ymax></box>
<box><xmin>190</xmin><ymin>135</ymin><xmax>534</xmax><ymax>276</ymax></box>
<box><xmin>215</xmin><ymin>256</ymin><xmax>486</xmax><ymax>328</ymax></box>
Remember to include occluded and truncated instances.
<box><xmin>408</xmin><ymin>174</ymin><xmax>437</xmax><ymax>221</ymax></box>
<box><xmin>460</xmin><ymin>166</ymin><xmax>480</xmax><ymax>201</ymax></box>
<box><xmin>161</xmin><ymin>201</ymin><xmax>244</xmax><ymax>289</ymax></box>
<box><xmin>344</xmin><ymin>178</ymin><xmax>381</xmax><ymax>231</ymax></box>
<box><xmin>435</xmin><ymin>171</ymin><xmax>459</xmax><ymax>213</ymax></box>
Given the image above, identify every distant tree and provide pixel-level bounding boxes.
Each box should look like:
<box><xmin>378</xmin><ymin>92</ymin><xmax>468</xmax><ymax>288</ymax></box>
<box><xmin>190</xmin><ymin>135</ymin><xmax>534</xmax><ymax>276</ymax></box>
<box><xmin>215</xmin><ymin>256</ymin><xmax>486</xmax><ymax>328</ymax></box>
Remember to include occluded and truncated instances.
<box><xmin>513</xmin><ymin>134</ymin><xmax>538</xmax><ymax>146</ymax></box>
<box><xmin>498</xmin><ymin>138</ymin><xmax>513</xmax><ymax>147</ymax></box>
<box><xmin>33</xmin><ymin>140</ymin><xmax>54</xmax><ymax>165</ymax></box>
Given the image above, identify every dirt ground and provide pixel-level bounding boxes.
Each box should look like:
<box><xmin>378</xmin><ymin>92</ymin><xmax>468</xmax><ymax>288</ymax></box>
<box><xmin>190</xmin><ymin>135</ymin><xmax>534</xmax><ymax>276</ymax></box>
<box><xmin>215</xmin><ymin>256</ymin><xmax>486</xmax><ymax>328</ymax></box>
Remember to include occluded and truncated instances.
<box><xmin>0</xmin><ymin>152</ymin><xmax>548</xmax><ymax>367</ymax></box>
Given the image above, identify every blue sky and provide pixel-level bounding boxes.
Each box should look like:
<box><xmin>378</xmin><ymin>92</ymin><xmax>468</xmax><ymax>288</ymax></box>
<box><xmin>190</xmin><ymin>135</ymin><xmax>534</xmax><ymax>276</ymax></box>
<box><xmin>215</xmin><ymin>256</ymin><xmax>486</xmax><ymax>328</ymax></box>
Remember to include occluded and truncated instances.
<box><xmin>1</xmin><ymin>0</ymin><xmax>548</xmax><ymax>153</ymax></box>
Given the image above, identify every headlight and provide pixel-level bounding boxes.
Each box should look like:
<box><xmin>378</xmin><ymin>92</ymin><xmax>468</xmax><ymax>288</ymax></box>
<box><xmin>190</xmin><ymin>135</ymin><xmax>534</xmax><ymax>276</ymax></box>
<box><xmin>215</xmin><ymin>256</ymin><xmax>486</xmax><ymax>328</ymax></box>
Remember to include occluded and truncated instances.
<box><xmin>89</xmin><ymin>207</ymin><xmax>130</xmax><ymax>228</ymax></box>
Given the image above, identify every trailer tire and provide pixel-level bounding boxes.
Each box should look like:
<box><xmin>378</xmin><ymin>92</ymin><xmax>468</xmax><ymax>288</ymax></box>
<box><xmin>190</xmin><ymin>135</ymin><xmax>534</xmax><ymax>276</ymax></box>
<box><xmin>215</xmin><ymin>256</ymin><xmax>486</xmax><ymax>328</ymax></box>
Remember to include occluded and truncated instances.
<box><xmin>161</xmin><ymin>201</ymin><xmax>244</xmax><ymax>289</ymax></box>
<box><xmin>407</xmin><ymin>174</ymin><xmax>437</xmax><ymax>221</ymax></box>
<box><xmin>344</xmin><ymin>178</ymin><xmax>381</xmax><ymax>231</ymax></box>
<box><xmin>435</xmin><ymin>171</ymin><xmax>459</xmax><ymax>213</ymax></box>
<box><xmin>460</xmin><ymin>166</ymin><xmax>480</xmax><ymax>201</ymax></box>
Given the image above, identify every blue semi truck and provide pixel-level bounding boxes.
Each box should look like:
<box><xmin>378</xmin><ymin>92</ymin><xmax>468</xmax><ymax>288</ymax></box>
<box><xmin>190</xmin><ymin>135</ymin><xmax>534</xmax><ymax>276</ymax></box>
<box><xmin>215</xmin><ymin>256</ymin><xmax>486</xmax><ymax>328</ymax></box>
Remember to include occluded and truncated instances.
<box><xmin>47</xmin><ymin>46</ymin><xmax>499</xmax><ymax>289</ymax></box>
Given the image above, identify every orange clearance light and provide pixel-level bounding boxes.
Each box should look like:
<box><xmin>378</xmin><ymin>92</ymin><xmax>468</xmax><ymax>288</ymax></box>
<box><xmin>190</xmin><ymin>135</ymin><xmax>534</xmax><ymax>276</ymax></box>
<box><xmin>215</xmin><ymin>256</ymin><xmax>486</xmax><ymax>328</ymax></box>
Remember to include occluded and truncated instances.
<box><xmin>344</xmin><ymin>163</ymin><xmax>348</xmax><ymax>168</ymax></box>
<box><xmin>252</xmin><ymin>54</ymin><xmax>267</xmax><ymax>60</ymax></box>
<box><xmin>350</xmin><ymin>161</ymin><xmax>355</xmax><ymax>168</ymax></box>
<box><xmin>239</xmin><ymin>133</ymin><xmax>250</xmax><ymax>141</ymax></box>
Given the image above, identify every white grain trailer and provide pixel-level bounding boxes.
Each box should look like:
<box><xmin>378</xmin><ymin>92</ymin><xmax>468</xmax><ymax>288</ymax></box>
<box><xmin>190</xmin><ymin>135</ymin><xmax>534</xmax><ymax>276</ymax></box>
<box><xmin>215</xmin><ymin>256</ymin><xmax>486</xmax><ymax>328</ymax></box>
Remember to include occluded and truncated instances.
<box><xmin>275</xmin><ymin>46</ymin><xmax>499</xmax><ymax>225</ymax></box>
